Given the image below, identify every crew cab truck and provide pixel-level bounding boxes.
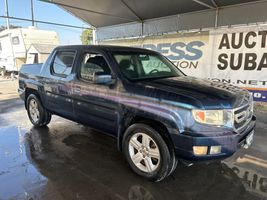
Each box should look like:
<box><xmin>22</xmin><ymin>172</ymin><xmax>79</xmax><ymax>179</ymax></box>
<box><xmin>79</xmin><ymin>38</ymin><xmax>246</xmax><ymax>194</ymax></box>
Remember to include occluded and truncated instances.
<box><xmin>18</xmin><ymin>45</ymin><xmax>256</xmax><ymax>182</ymax></box>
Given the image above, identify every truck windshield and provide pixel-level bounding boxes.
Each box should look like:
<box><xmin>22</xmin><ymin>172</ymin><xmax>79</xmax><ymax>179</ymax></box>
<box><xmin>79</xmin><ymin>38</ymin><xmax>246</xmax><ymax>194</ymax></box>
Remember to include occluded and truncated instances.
<box><xmin>113</xmin><ymin>52</ymin><xmax>183</xmax><ymax>81</ymax></box>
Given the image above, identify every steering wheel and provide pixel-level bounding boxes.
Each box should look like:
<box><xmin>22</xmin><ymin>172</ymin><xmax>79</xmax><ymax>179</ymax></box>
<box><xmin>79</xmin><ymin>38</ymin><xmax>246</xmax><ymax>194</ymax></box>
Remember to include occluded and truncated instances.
<box><xmin>149</xmin><ymin>69</ymin><xmax>159</xmax><ymax>74</ymax></box>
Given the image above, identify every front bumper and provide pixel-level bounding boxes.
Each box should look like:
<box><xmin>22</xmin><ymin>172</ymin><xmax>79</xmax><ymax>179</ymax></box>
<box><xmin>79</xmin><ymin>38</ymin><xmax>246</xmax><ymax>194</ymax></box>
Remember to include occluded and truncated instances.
<box><xmin>172</xmin><ymin>115</ymin><xmax>256</xmax><ymax>162</ymax></box>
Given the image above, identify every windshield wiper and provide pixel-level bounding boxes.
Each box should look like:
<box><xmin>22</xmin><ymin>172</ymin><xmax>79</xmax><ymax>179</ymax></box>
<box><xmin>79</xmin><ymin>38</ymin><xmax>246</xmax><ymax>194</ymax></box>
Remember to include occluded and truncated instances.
<box><xmin>132</xmin><ymin>75</ymin><xmax>178</xmax><ymax>82</ymax></box>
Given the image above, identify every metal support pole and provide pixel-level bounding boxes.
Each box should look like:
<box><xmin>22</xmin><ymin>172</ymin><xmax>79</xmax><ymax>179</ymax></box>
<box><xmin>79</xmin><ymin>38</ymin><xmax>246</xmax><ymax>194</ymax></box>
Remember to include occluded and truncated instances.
<box><xmin>141</xmin><ymin>22</ymin><xmax>144</xmax><ymax>36</ymax></box>
<box><xmin>30</xmin><ymin>0</ymin><xmax>35</xmax><ymax>27</ymax></box>
<box><xmin>215</xmin><ymin>8</ymin><xmax>219</xmax><ymax>28</ymax></box>
<box><xmin>4</xmin><ymin>0</ymin><xmax>10</xmax><ymax>29</ymax></box>
<box><xmin>92</xmin><ymin>28</ymin><xmax>97</xmax><ymax>44</ymax></box>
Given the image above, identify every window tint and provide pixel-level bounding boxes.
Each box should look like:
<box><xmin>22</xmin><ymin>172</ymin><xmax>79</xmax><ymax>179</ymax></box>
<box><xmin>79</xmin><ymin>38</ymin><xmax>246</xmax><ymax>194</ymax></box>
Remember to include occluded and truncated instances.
<box><xmin>141</xmin><ymin>55</ymin><xmax>171</xmax><ymax>74</ymax></box>
<box><xmin>80</xmin><ymin>53</ymin><xmax>111</xmax><ymax>81</ymax></box>
<box><xmin>113</xmin><ymin>52</ymin><xmax>182</xmax><ymax>81</ymax></box>
<box><xmin>52</xmin><ymin>51</ymin><xmax>75</xmax><ymax>76</ymax></box>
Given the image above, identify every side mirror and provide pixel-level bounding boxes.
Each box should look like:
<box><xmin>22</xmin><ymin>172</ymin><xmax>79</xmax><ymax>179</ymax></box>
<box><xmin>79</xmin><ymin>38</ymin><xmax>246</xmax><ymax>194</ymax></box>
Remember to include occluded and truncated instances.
<box><xmin>93</xmin><ymin>73</ymin><xmax>115</xmax><ymax>85</ymax></box>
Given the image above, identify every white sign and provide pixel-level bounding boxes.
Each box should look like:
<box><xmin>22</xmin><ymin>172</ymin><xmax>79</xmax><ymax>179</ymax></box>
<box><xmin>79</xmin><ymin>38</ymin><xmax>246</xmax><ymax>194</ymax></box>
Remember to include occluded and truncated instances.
<box><xmin>101</xmin><ymin>26</ymin><xmax>267</xmax><ymax>102</ymax></box>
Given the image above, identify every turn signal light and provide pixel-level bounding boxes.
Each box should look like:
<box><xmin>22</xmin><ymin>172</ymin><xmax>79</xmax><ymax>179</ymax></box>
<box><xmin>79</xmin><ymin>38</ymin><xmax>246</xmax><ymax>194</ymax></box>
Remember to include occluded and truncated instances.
<box><xmin>193</xmin><ymin>146</ymin><xmax>208</xmax><ymax>156</ymax></box>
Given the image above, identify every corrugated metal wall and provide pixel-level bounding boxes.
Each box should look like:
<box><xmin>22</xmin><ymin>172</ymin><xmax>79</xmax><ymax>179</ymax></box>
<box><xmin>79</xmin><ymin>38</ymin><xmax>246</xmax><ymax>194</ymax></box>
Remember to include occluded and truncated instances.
<box><xmin>96</xmin><ymin>1</ymin><xmax>267</xmax><ymax>41</ymax></box>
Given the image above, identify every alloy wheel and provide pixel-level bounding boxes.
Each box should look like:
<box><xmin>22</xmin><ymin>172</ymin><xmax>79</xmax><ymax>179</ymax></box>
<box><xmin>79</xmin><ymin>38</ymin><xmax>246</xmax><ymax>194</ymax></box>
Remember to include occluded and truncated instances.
<box><xmin>29</xmin><ymin>99</ymin><xmax>40</xmax><ymax>123</ymax></box>
<box><xmin>128</xmin><ymin>132</ymin><xmax>160</xmax><ymax>173</ymax></box>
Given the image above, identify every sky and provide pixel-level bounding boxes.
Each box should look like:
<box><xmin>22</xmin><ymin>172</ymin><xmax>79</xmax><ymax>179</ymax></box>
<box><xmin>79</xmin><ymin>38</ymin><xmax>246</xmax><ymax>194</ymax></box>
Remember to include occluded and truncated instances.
<box><xmin>0</xmin><ymin>0</ymin><xmax>90</xmax><ymax>44</ymax></box>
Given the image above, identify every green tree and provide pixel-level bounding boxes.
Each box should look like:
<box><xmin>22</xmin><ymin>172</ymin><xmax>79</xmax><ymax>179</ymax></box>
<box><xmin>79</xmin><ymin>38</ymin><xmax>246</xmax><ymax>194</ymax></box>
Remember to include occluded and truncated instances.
<box><xmin>80</xmin><ymin>29</ymin><xmax>93</xmax><ymax>44</ymax></box>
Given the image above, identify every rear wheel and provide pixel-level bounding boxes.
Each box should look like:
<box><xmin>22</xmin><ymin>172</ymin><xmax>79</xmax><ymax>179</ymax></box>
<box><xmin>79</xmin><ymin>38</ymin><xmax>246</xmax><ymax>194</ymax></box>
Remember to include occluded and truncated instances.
<box><xmin>123</xmin><ymin>123</ymin><xmax>173</xmax><ymax>182</ymax></box>
<box><xmin>26</xmin><ymin>94</ymin><xmax>51</xmax><ymax>127</ymax></box>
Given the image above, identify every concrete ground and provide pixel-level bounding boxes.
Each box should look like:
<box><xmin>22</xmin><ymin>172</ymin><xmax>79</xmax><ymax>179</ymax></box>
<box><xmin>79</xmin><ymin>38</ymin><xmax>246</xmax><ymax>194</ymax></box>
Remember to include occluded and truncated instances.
<box><xmin>0</xmin><ymin>78</ymin><xmax>266</xmax><ymax>200</ymax></box>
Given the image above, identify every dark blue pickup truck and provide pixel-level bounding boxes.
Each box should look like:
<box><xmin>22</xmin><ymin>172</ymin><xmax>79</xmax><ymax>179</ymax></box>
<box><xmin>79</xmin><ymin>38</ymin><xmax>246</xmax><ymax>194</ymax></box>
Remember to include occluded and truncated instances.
<box><xmin>18</xmin><ymin>45</ymin><xmax>256</xmax><ymax>181</ymax></box>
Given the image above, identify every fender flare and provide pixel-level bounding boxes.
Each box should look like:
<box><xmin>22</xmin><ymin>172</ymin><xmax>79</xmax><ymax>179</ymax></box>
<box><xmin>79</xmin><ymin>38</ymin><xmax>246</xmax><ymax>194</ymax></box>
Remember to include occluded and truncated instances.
<box><xmin>116</xmin><ymin>105</ymin><xmax>182</xmax><ymax>151</ymax></box>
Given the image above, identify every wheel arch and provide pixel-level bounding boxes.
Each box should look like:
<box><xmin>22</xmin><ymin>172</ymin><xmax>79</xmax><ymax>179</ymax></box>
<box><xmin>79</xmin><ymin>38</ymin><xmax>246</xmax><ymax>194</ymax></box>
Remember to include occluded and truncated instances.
<box><xmin>23</xmin><ymin>78</ymin><xmax>45</xmax><ymax>108</ymax></box>
<box><xmin>24</xmin><ymin>88</ymin><xmax>43</xmax><ymax>109</ymax></box>
<box><xmin>117</xmin><ymin>113</ymin><xmax>178</xmax><ymax>153</ymax></box>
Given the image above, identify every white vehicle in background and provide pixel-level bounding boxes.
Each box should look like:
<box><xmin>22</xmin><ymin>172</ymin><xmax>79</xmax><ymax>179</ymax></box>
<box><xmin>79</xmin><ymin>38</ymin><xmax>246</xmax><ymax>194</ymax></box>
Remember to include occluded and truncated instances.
<box><xmin>0</xmin><ymin>27</ymin><xmax>59</xmax><ymax>76</ymax></box>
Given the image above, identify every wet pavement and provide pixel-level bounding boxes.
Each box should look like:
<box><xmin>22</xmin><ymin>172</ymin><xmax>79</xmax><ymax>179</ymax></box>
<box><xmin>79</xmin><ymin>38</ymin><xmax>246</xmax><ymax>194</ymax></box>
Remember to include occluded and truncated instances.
<box><xmin>0</xmin><ymin>83</ymin><xmax>267</xmax><ymax>199</ymax></box>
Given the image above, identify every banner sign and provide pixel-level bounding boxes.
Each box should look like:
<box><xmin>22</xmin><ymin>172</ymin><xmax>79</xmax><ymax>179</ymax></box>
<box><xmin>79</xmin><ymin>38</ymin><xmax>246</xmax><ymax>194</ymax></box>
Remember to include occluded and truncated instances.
<box><xmin>100</xmin><ymin>26</ymin><xmax>267</xmax><ymax>102</ymax></box>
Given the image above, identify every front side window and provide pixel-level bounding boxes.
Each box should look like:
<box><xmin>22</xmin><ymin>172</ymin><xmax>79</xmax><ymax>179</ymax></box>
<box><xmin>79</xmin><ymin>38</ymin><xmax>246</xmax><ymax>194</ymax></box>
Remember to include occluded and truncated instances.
<box><xmin>12</xmin><ymin>36</ymin><xmax>19</xmax><ymax>45</ymax></box>
<box><xmin>113</xmin><ymin>52</ymin><xmax>183</xmax><ymax>81</ymax></box>
<box><xmin>80</xmin><ymin>53</ymin><xmax>111</xmax><ymax>81</ymax></box>
<box><xmin>52</xmin><ymin>51</ymin><xmax>76</xmax><ymax>77</ymax></box>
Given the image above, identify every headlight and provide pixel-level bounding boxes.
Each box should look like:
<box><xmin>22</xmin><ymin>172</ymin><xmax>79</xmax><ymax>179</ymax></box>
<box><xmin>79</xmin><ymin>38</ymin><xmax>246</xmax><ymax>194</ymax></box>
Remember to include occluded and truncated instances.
<box><xmin>192</xmin><ymin>109</ymin><xmax>233</xmax><ymax>127</ymax></box>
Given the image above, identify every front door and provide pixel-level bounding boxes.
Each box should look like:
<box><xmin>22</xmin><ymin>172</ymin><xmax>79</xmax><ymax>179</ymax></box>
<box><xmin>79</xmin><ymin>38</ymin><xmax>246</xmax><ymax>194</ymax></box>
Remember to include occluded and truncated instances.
<box><xmin>72</xmin><ymin>51</ymin><xmax>118</xmax><ymax>135</ymax></box>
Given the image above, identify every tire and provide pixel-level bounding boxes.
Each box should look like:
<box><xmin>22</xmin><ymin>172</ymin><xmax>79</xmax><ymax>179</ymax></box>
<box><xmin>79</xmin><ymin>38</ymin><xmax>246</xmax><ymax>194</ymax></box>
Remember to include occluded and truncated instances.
<box><xmin>145</xmin><ymin>122</ymin><xmax>178</xmax><ymax>177</ymax></box>
<box><xmin>168</xmin><ymin>150</ymin><xmax>178</xmax><ymax>176</ymax></box>
<box><xmin>26</xmin><ymin>94</ymin><xmax>52</xmax><ymax>127</ymax></box>
<box><xmin>123</xmin><ymin>123</ymin><xmax>173</xmax><ymax>182</ymax></box>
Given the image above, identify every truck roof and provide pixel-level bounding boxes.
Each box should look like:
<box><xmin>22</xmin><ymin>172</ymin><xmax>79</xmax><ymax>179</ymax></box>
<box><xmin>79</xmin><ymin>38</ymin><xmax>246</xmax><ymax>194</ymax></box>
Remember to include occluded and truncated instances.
<box><xmin>55</xmin><ymin>45</ymin><xmax>158</xmax><ymax>54</ymax></box>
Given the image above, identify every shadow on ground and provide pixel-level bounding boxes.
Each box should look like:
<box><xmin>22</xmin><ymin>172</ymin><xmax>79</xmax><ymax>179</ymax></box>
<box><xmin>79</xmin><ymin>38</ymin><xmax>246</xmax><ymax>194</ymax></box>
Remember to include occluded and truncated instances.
<box><xmin>0</xmin><ymin>125</ymin><xmax>266</xmax><ymax>199</ymax></box>
<box><xmin>0</xmin><ymin>95</ymin><xmax>266</xmax><ymax>199</ymax></box>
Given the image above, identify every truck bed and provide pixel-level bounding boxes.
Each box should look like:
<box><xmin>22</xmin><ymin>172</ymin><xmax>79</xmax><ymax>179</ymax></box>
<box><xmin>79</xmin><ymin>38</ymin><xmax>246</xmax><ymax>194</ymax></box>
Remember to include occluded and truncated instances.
<box><xmin>18</xmin><ymin>64</ymin><xmax>43</xmax><ymax>92</ymax></box>
<box><xmin>19</xmin><ymin>64</ymin><xmax>43</xmax><ymax>77</ymax></box>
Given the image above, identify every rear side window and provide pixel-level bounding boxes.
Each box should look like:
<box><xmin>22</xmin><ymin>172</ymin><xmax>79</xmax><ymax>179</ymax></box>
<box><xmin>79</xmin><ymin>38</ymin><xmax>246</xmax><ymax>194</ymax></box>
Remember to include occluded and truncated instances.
<box><xmin>52</xmin><ymin>51</ymin><xmax>76</xmax><ymax>77</ymax></box>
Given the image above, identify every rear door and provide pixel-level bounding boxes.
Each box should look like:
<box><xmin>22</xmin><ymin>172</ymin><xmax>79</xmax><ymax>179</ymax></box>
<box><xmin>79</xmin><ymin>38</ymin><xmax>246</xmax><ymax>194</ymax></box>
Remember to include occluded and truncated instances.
<box><xmin>72</xmin><ymin>51</ymin><xmax>119</xmax><ymax>135</ymax></box>
<box><xmin>44</xmin><ymin>49</ymin><xmax>77</xmax><ymax>120</ymax></box>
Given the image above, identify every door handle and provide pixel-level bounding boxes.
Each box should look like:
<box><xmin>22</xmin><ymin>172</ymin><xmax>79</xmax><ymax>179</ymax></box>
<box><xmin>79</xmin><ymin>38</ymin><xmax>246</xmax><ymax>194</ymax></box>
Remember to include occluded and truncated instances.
<box><xmin>74</xmin><ymin>86</ymin><xmax>81</xmax><ymax>93</ymax></box>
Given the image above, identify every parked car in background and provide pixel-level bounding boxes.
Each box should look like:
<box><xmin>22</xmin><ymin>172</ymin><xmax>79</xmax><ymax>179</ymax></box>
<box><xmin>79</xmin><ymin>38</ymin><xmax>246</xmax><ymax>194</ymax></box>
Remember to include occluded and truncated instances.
<box><xmin>18</xmin><ymin>45</ymin><xmax>256</xmax><ymax>181</ymax></box>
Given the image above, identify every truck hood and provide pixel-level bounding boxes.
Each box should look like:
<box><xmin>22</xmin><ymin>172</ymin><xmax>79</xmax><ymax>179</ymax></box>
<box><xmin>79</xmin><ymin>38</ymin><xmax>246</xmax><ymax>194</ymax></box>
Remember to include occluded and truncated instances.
<box><xmin>135</xmin><ymin>76</ymin><xmax>250</xmax><ymax>109</ymax></box>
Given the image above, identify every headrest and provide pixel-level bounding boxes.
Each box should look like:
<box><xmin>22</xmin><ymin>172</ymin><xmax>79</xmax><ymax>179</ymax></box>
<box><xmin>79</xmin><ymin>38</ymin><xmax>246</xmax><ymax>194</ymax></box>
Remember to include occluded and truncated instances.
<box><xmin>63</xmin><ymin>56</ymin><xmax>74</xmax><ymax>66</ymax></box>
<box><xmin>87</xmin><ymin>56</ymin><xmax>107</xmax><ymax>67</ymax></box>
<box><xmin>86</xmin><ymin>56</ymin><xmax>110</xmax><ymax>73</ymax></box>
<box><xmin>119</xmin><ymin>59</ymin><xmax>131</xmax><ymax>70</ymax></box>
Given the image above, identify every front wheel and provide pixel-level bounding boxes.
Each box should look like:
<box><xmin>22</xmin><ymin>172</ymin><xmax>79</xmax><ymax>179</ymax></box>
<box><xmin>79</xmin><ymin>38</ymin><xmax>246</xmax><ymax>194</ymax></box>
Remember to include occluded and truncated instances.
<box><xmin>26</xmin><ymin>94</ymin><xmax>51</xmax><ymax>127</ymax></box>
<box><xmin>123</xmin><ymin>123</ymin><xmax>173</xmax><ymax>182</ymax></box>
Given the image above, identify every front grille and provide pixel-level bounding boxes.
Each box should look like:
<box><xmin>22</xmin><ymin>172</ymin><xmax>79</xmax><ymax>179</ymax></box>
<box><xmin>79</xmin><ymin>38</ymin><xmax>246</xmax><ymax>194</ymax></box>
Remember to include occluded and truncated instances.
<box><xmin>234</xmin><ymin>95</ymin><xmax>253</xmax><ymax>132</ymax></box>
